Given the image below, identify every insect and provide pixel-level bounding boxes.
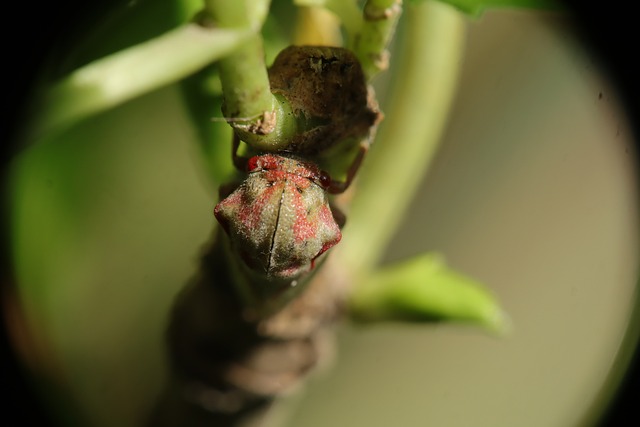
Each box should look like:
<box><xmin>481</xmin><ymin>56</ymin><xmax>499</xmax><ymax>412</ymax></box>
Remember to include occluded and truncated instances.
<box><xmin>214</xmin><ymin>151</ymin><xmax>342</xmax><ymax>284</ymax></box>
<box><xmin>163</xmin><ymin>46</ymin><xmax>385</xmax><ymax>424</ymax></box>
<box><xmin>214</xmin><ymin>46</ymin><xmax>381</xmax><ymax>306</ymax></box>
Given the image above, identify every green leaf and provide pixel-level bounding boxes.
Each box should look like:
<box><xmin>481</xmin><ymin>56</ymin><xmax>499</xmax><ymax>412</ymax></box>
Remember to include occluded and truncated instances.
<box><xmin>412</xmin><ymin>0</ymin><xmax>563</xmax><ymax>17</ymax></box>
<box><xmin>32</xmin><ymin>24</ymin><xmax>253</xmax><ymax>139</ymax></box>
<box><xmin>349</xmin><ymin>253</ymin><xmax>511</xmax><ymax>335</ymax></box>
<box><xmin>179</xmin><ymin>65</ymin><xmax>235</xmax><ymax>186</ymax></box>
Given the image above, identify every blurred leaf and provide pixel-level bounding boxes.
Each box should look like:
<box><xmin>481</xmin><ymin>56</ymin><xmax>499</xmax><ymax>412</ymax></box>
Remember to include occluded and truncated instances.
<box><xmin>293</xmin><ymin>0</ymin><xmax>363</xmax><ymax>36</ymax></box>
<box><xmin>261</xmin><ymin>7</ymin><xmax>293</xmax><ymax>65</ymax></box>
<box><xmin>34</xmin><ymin>24</ymin><xmax>253</xmax><ymax>139</ymax></box>
<box><xmin>336</xmin><ymin>0</ymin><xmax>465</xmax><ymax>274</ymax></box>
<box><xmin>9</xmin><ymin>88</ymin><xmax>214</xmax><ymax>427</ymax></box>
<box><xmin>414</xmin><ymin>0</ymin><xmax>563</xmax><ymax>16</ymax></box>
<box><xmin>173</xmin><ymin>0</ymin><xmax>205</xmax><ymax>23</ymax></box>
<box><xmin>179</xmin><ymin>66</ymin><xmax>235</xmax><ymax>185</ymax></box>
<box><xmin>178</xmin><ymin>13</ymin><xmax>289</xmax><ymax>186</ymax></box>
<box><xmin>350</xmin><ymin>253</ymin><xmax>511</xmax><ymax>335</ymax></box>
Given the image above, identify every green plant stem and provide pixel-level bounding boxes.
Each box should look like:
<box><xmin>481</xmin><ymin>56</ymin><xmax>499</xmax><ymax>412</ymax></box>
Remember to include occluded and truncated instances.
<box><xmin>215</xmin><ymin>35</ymin><xmax>280</xmax><ymax>126</ymax></box>
<box><xmin>352</xmin><ymin>0</ymin><xmax>403</xmax><ymax>80</ymax></box>
<box><xmin>335</xmin><ymin>0</ymin><xmax>466</xmax><ymax>278</ymax></box>
<box><xmin>203</xmin><ymin>0</ymin><xmax>269</xmax><ymax>29</ymax></box>
<box><xmin>203</xmin><ymin>0</ymin><xmax>299</xmax><ymax>151</ymax></box>
<box><xmin>32</xmin><ymin>24</ymin><xmax>252</xmax><ymax>140</ymax></box>
<box><xmin>202</xmin><ymin>0</ymin><xmax>273</xmax><ymax>121</ymax></box>
<box><xmin>294</xmin><ymin>0</ymin><xmax>363</xmax><ymax>39</ymax></box>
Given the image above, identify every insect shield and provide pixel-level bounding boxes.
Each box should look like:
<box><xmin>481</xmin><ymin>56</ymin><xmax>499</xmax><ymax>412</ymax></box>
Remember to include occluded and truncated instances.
<box><xmin>266</xmin><ymin>46</ymin><xmax>381</xmax><ymax>160</ymax></box>
<box><xmin>214</xmin><ymin>155</ymin><xmax>341</xmax><ymax>287</ymax></box>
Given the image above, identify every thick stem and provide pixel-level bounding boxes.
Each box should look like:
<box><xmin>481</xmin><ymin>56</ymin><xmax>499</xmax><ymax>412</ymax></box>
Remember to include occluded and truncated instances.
<box><xmin>216</xmin><ymin>35</ymin><xmax>280</xmax><ymax>130</ymax></box>
<box><xmin>351</xmin><ymin>0</ymin><xmax>403</xmax><ymax>80</ymax></box>
<box><xmin>204</xmin><ymin>0</ymin><xmax>273</xmax><ymax>123</ymax></box>
<box><xmin>335</xmin><ymin>0</ymin><xmax>466</xmax><ymax>278</ymax></box>
<box><xmin>204</xmin><ymin>0</ymin><xmax>298</xmax><ymax>151</ymax></box>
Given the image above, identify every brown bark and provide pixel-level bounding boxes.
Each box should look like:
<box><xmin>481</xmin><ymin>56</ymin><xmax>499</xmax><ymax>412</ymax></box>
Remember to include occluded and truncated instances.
<box><xmin>148</xmin><ymin>232</ymin><xmax>348</xmax><ymax>427</ymax></box>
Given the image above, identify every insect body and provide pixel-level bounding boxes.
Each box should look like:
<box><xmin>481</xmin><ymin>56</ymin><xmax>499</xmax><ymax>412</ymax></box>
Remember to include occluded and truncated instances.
<box><xmin>214</xmin><ymin>154</ymin><xmax>341</xmax><ymax>286</ymax></box>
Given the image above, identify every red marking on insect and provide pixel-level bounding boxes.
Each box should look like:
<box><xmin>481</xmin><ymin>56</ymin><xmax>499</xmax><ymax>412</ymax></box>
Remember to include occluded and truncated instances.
<box><xmin>247</xmin><ymin>155</ymin><xmax>261</xmax><ymax>172</ymax></box>
<box><xmin>215</xmin><ymin>154</ymin><xmax>342</xmax><ymax>282</ymax></box>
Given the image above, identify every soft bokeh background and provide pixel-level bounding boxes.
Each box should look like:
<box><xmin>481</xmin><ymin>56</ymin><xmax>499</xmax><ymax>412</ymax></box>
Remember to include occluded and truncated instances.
<box><xmin>6</xmin><ymin>8</ymin><xmax>638</xmax><ymax>427</ymax></box>
<box><xmin>288</xmin><ymin>11</ymin><xmax>639</xmax><ymax>427</ymax></box>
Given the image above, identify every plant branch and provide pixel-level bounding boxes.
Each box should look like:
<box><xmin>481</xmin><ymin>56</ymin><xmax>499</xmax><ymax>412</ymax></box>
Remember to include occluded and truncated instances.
<box><xmin>335</xmin><ymin>0</ymin><xmax>466</xmax><ymax>277</ymax></box>
<box><xmin>204</xmin><ymin>0</ymin><xmax>301</xmax><ymax>151</ymax></box>
<box><xmin>352</xmin><ymin>0</ymin><xmax>403</xmax><ymax>80</ymax></box>
<box><xmin>202</xmin><ymin>0</ymin><xmax>273</xmax><ymax>121</ymax></box>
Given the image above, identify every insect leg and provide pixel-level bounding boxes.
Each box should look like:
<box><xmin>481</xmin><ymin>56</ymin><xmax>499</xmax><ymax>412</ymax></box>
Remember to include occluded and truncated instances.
<box><xmin>328</xmin><ymin>142</ymin><xmax>368</xmax><ymax>194</ymax></box>
<box><xmin>218</xmin><ymin>181</ymin><xmax>241</xmax><ymax>199</ymax></box>
<box><xmin>232</xmin><ymin>133</ymin><xmax>250</xmax><ymax>171</ymax></box>
<box><xmin>329</xmin><ymin>203</ymin><xmax>347</xmax><ymax>228</ymax></box>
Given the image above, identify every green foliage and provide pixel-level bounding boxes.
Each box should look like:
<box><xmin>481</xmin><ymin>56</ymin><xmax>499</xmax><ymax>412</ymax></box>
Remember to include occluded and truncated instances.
<box><xmin>34</xmin><ymin>25</ymin><xmax>252</xmax><ymax>139</ymax></box>
<box><xmin>30</xmin><ymin>0</ymin><xmax>565</xmax><ymax>139</ymax></box>
<box><xmin>420</xmin><ymin>0</ymin><xmax>563</xmax><ymax>16</ymax></box>
<box><xmin>350</xmin><ymin>254</ymin><xmax>510</xmax><ymax>334</ymax></box>
<box><xmin>180</xmin><ymin>66</ymin><xmax>235</xmax><ymax>184</ymax></box>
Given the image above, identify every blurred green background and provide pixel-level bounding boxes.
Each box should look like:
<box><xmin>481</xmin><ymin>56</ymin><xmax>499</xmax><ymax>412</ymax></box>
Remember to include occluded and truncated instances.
<box><xmin>288</xmin><ymin>10</ymin><xmax>639</xmax><ymax>427</ymax></box>
<box><xmin>5</xmin><ymin>7</ymin><xmax>639</xmax><ymax>427</ymax></box>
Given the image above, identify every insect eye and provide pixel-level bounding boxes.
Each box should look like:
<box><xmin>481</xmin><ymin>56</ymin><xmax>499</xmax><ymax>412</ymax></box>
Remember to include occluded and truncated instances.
<box><xmin>247</xmin><ymin>156</ymin><xmax>261</xmax><ymax>172</ymax></box>
<box><xmin>319</xmin><ymin>171</ymin><xmax>332</xmax><ymax>188</ymax></box>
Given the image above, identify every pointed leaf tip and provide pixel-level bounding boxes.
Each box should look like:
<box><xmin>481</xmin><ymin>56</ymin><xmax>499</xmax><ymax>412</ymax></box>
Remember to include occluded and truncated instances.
<box><xmin>349</xmin><ymin>252</ymin><xmax>511</xmax><ymax>335</ymax></box>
